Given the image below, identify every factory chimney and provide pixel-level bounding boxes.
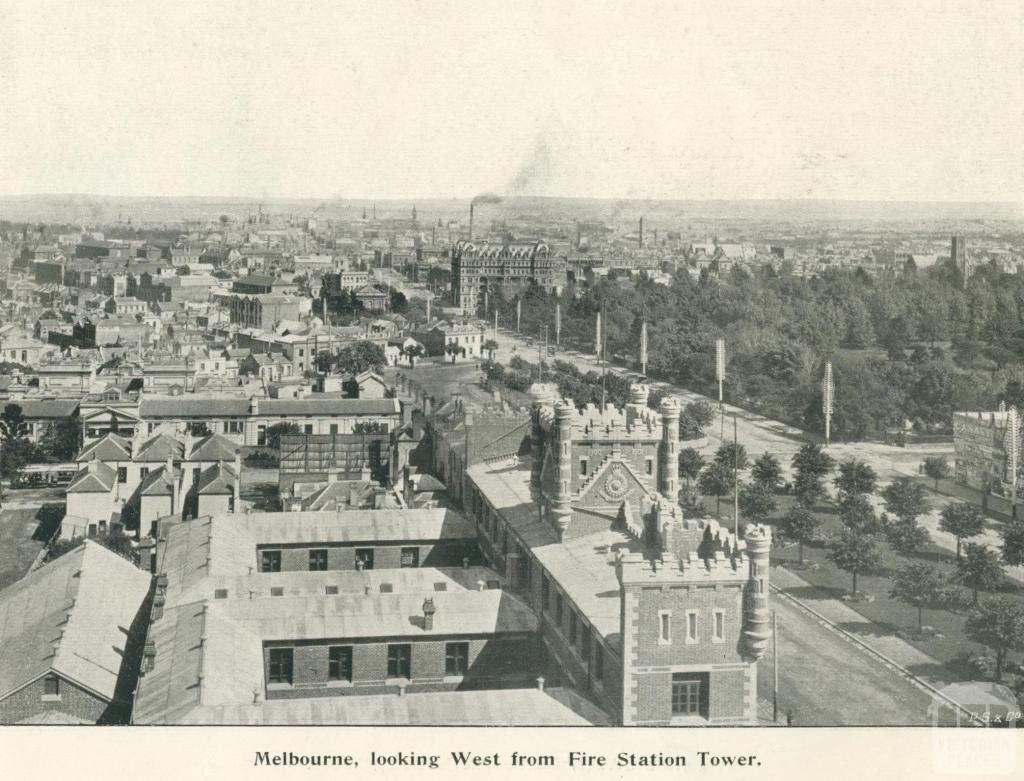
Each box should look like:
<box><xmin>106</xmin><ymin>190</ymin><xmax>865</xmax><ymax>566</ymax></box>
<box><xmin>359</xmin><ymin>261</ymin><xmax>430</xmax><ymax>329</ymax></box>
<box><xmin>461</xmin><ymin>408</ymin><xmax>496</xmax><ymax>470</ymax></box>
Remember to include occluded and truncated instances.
<box><xmin>469</xmin><ymin>202</ymin><xmax>474</xmax><ymax>241</ymax></box>
<box><xmin>639</xmin><ymin>217</ymin><xmax>644</xmax><ymax>249</ymax></box>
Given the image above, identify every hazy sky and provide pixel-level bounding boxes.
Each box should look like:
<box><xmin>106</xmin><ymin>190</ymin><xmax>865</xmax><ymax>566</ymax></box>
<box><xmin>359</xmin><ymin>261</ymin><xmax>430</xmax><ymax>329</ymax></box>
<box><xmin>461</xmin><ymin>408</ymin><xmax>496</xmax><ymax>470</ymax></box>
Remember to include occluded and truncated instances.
<box><xmin>0</xmin><ymin>0</ymin><xmax>1021</xmax><ymax>202</ymax></box>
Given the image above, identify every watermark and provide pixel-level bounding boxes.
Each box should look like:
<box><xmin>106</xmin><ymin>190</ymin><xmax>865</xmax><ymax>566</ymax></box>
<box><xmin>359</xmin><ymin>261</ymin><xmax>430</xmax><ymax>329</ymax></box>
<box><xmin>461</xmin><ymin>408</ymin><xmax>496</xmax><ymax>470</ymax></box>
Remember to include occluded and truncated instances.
<box><xmin>929</xmin><ymin>681</ymin><xmax>1020</xmax><ymax>776</ymax></box>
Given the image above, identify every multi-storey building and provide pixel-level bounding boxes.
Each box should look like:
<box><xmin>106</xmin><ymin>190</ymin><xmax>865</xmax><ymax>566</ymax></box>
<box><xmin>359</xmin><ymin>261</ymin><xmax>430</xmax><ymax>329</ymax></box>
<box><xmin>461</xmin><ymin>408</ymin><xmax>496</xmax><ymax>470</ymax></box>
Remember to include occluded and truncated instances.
<box><xmin>460</xmin><ymin>384</ymin><xmax>771</xmax><ymax>725</ymax></box>
<box><xmin>451</xmin><ymin>240</ymin><xmax>566</xmax><ymax>312</ymax></box>
<box><xmin>953</xmin><ymin>409</ymin><xmax>1019</xmax><ymax>496</ymax></box>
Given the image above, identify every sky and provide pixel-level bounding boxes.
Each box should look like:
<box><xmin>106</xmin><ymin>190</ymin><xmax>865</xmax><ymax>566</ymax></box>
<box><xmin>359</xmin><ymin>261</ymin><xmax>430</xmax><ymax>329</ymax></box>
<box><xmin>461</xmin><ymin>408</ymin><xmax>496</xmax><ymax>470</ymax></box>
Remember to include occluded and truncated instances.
<box><xmin>0</xmin><ymin>0</ymin><xmax>1021</xmax><ymax>203</ymax></box>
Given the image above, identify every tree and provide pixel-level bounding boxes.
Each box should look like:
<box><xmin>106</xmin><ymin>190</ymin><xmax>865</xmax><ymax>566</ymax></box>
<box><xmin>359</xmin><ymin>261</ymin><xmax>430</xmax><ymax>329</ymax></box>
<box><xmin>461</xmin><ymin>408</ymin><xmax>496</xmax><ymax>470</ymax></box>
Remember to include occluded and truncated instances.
<box><xmin>265</xmin><ymin>422</ymin><xmax>301</xmax><ymax>450</ymax></box>
<box><xmin>677</xmin><ymin>448</ymin><xmax>705</xmax><ymax>492</ymax></box>
<box><xmin>738</xmin><ymin>481</ymin><xmax>777</xmax><ymax>521</ymax></box>
<box><xmin>881</xmin><ymin>477</ymin><xmax>929</xmax><ymax>525</ymax></box>
<box><xmin>839</xmin><ymin>493</ymin><xmax>882</xmax><ymax>535</ymax></box>
<box><xmin>1000</xmin><ymin>520</ymin><xmax>1024</xmax><ymax>567</ymax></box>
<box><xmin>884</xmin><ymin>514</ymin><xmax>932</xmax><ymax>557</ymax></box>
<box><xmin>188</xmin><ymin>421</ymin><xmax>211</xmax><ymax>437</ymax></box>
<box><xmin>890</xmin><ymin>562</ymin><xmax>944</xmax><ymax>633</ymax></box>
<box><xmin>778</xmin><ymin>503</ymin><xmax>820</xmax><ymax>564</ymax></box>
<box><xmin>750</xmin><ymin>453</ymin><xmax>783</xmax><ymax>492</ymax></box>
<box><xmin>445</xmin><ymin>340</ymin><xmax>461</xmax><ymax>364</ymax></box>
<box><xmin>956</xmin><ymin>543</ymin><xmax>1006</xmax><ymax>604</ymax></box>
<box><xmin>830</xmin><ymin>528</ymin><xmax>883</xmax><ymax>596</ymax></box>
<box><xmin>403</xmin><ymin>343</ymin><xmax>425</xmax><ymax>367</ymax></box>
<box><xmin>939</xmin><ymin>502</ymin><xmax>985</xmax><ymax>561</ymax></box>
<box><xmin>332</xmin><ymin>341</ymin><xmax>386</xmax><ymax>375</ymax></box>
<box><xmin>679</xmin><ymin>400</ymin><xmax>716</xmax><ymax>439</ymax></box>
<box><xmin>482</xmin><ymin>339</ymin><xmax>499</xmax><ymax>360</ymax></box>
<box><xmin>39</xmin><ymin>416</ymin><xmax>82</xmax><ymax>462</ymax></box>
<box><xmin>922</xmin><ymin>456</ymin><xmax>950</xmax><ymax>490</ymax></box>
<box><xmin>714</xmin><ymin>442</ymin><xmax>748</xmax><ymax>472</ymax></box>
<box><xmin>791</xmin><ymin>443</ymin><xmax>834</xmax><ymax>506</ymax></box>
<box><xmin>389</xmin><ymin>289</ymin><xmax>409</xmax><ymax>313</ymax></box>
<box><xmin>834</xmin><ymin>459</ymin><xmax>877</xmax><ymax>498</ymax></box>
<box><xmin>698</xmin><ymin>462</ymin><xmax>732</xmax><ymax>519</ymax></box>
<box><xmin>0</xmin><ymin>403</ymin><xmax>34</xmax><ymax>479</ymax></box>
<box><xmin>964</xmin><ymin>598</ymin><xmax>1024</xmax><ymax>682</ymax></box>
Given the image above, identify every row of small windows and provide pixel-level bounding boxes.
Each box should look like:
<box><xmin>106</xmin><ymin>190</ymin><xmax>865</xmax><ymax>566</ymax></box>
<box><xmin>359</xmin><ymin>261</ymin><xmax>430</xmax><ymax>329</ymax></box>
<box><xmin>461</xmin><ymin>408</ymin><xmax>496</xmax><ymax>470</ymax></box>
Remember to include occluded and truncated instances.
<box><xmin>540</xmin><ymin>573</ymin><xmax>604</xmax><ymax>683</ymax></box>
<box><xmin>577</xmin><ymin>457</ymin><xmax>654</xmax><ymax>477</ymax></box>
<box><xmin>266</xmin><ymin>643</ymin><xmax>470</xmax><ymax>685</ymax></box>
<box><xmin>259</xmin><ymin>547</ymin><xmax>421</xmax><ymax>573</ymax></box>
<box><xmin>657</xmin><ymin>609</ymin><xmax>726</xmax><ymax>644</ymax></box>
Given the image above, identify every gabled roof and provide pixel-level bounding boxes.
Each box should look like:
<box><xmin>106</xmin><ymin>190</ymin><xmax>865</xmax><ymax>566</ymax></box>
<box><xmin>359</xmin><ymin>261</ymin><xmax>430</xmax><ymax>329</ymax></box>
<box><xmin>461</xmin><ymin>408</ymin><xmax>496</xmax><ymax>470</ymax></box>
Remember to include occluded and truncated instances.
<box><xmin>67</xmin><ymin>461</ymin><xmax>117</xmax><ymax>493</ymax></box>
<box><xmin>139</xmin><ymin>397</ymin><xmax>251</xmax><ymax>418</ymax></box>
<box><xmin>18</xmin><ymin>399</ymin><xmax>80</xmax><ymax>419</ymax></box>
<box><xmin>0</xmin><ymin>542</ymin><xmax>150</xmax><ymax>705</ymax></box>
<box><xmin>189</xmin><ymin>433</ymin><xmax>238</xmax><ymax>462</ymax></box>
<box><xmin>196</xmin><ymin>463</ymin><xmax>237</xmax><ymax>495</ymax></box>
<box><xmin>139</xmin><ymin>465</ymin><xmax>178</xmax><ymax>496</ymax></box>
<box><xmin>257</xmin><ymin>397</ymin><xmax>399</xmax><ymax>417</ymax></box>
<box><xmin>134</xmin><ymin>434</ymin><xmax>184</xmax><ymax>463</ymax></box>
<box><xmin>76</xmin><ymin>433</ymin><xmax>132</xmax><ymax>462</ymax></box>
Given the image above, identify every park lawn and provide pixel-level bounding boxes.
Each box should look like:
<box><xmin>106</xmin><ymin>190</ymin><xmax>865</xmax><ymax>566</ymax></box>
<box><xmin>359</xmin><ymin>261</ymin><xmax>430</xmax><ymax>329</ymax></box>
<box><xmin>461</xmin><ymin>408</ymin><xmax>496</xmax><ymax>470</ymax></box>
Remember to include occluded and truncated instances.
<box><xmin>697</xmin><ymin>491</ymin><xmax>1023</xmax><ymax>682</ymax></box>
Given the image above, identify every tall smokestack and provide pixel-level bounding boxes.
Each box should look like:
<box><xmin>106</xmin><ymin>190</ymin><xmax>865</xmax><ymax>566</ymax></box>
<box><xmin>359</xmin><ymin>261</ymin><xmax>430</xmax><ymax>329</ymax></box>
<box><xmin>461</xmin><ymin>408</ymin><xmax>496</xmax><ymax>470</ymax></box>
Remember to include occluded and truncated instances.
<box><xmin>469</xmin><ymin>203</ymin><xmax>474</xmax><ymax>241</ymax></box>
<box><xmin>639</xmin><ymin>217</ymin><xmax>644</xmax><ymax>249</ymax></box>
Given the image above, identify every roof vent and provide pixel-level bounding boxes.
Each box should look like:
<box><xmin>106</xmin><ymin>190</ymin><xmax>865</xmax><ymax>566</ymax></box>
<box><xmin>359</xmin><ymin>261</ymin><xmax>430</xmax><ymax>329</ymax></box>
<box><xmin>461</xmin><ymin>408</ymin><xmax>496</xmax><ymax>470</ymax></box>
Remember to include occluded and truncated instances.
<box><xmin>270</xmin><ymin>587</ymin><xmax>284</xmax><ymax>597</ymax></box>
<box><xmin>325</xmin><ymin>585</ymin><xmax>339</xmax><ymax>595</ymax></box>
<box><xmin>433</xmin><ymin>582</ymin><xmax>448</xmax><ymax>592</ymax></box>
<box><xmin>379</xmin><ymin>583</ymin><xmax>393</xmax><ymax>594</ymax></box>
<box><xmin>486</xmin><ymin>580</ymin><xmax>500</xmax><ymax>590</ymax></box>
<box><xmin>214</xmin><ymin>588</ymin><xmax>228</xmax><ymax>599</ymax></box>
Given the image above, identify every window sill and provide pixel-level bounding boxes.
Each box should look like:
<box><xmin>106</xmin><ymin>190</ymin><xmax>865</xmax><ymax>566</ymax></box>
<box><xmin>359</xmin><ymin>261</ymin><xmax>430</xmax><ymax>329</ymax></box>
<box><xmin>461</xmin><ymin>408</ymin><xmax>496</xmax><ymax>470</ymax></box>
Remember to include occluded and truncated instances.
<box><xmin>669</xmin><ymin>714</ymin><xmax>709</xmax><ymax>726</ymax></box>
<box><xmin>386</xmin><ymin>678</ymin><xmax>412</xmax><ymax>687</ymax></box>
<box><xmin>443</xmin><ymin>675</ymin><xmax>465</xmax><ymax>684</ymax></box>
<box><xmin>266</xmin><ymin>682</ymin><xmax>293</xmax><ymax>691</ymax></box>
<box><xmin>41</xmin><ymin>695</ymin><xmax>62</xmax><ymax>702</ymax></box>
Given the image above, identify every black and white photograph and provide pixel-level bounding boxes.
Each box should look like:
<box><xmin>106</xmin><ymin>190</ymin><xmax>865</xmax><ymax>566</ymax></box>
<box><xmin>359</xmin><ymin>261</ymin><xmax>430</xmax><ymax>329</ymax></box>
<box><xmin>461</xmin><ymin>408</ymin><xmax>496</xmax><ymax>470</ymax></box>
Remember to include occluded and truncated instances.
<box><xmin>0</xmin><ymin>0</ymin><xmax>1022</xmax><ymax>777</ymax></box>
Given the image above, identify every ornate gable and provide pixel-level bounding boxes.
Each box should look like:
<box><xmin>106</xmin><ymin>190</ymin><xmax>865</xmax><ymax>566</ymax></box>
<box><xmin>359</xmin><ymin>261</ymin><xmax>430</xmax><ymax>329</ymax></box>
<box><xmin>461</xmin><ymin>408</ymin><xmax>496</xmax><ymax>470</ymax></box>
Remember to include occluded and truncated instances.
<box><xmin>579</xmin><ymin>456</ymin><xmax>651</xmax><ymax>508</ymax></box>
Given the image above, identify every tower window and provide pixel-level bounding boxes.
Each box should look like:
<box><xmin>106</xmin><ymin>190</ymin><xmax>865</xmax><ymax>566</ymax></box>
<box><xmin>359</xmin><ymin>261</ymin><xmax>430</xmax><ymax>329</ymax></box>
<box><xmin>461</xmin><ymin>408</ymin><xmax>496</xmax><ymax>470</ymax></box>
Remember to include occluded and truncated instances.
<box><xmin>713</xmin><ymin>610</ymin><xmax>725</xmax><ymax>642</ymax></box>
<box><xmin>659</xmin><ymin>610</ymin><xmax>672</xmax><ymax>644</ymax></box>
<box><xmin>579</xmin><ymin>458</ymin><xmax>588</xmax><ymax>476</ymax></box>
<box><xmin>645</xmin><ymin>458</ymin><xmax>654</xmax><ymax>476</ymax></box>
<box><xmin>686</xmin><ymin>610</ymin><xmax>698</xmax><ymax>643</ymax></box>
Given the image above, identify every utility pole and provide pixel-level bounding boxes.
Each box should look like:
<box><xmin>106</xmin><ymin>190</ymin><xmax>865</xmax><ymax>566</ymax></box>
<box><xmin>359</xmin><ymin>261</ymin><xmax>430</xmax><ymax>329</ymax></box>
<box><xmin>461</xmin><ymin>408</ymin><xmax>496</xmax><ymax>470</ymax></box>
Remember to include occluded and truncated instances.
<box><xmin>822</xmin><ymin>361</ymin><xmax>834</xmax><ymax>447</ymax></box>
<box><xmin>716</xmin><ymin>338</ymin><xmax>726</xmax><ymax>440</ymax></box>
<box><xmin>516</xmin><ymin>298</ymin><xmax>521</xmax><ymax>333</ymax></box>
<box><xmin>733</xmin><ymin>413</ymin><xmax>739</xmax><ymax>539</ymax></box>
<box><xmin>640</xmin><ymin>320</ymin><xmax>648</xmax><ymax>377</ymax></box>
<box><xmin>554</xmin><ymin>302</ymin><xmax>561</xmax><ymax>347</ymax></box>
<box><xmin>772</xmin><ymin>611</ymin><xmax>779</xmax><ymax>724</ymax></box>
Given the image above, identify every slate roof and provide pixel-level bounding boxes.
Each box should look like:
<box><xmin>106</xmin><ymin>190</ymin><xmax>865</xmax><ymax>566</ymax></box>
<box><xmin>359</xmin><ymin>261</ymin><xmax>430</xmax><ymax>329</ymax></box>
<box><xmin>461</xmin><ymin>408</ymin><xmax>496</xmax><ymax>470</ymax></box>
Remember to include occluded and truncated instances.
<box><xmin>189</xmin><ymin>433</ymin><xmax>238</xmax><ymax>462</ymax></box>
<box><xmin>76</xmin><ymin>433</ymin><xmax>132</xmax><ymax>462</ymax></box>
<box><xmin>139</xmin><ymin>465</ymin><xmax>177</xmax><ymax>496</ymax></box>
<box><xmin>0</xmin><ymin>542</ymin><xmax>150</xmax><ymax>705</ymax></box>
<box><xmin>19</xmin><ymin>399</ymin><xmax>81</xmax><ymax>419</ymax></box>
<box><xmin>139</xmin><ymin>397</ymin><xmax>251</xmax><ymax>418</ymax></box>
<box><xmin>134</xmin><ymin>434</ymin><xmax>184</xmax><ymax>463</ymax></box>
<box><xmin>196</xmin><ymin>463</ymin><xmax>236</xmax><ymax>495</ymax></box>
<box><xmin>67</xmin><ymin>461</ymin><xmax>117</xmax><ymax>493</ymax></box>
<box><xmin>257</xmin><ymin>398</ymin><xmax>399</xmax><ymax>417</ymax></box>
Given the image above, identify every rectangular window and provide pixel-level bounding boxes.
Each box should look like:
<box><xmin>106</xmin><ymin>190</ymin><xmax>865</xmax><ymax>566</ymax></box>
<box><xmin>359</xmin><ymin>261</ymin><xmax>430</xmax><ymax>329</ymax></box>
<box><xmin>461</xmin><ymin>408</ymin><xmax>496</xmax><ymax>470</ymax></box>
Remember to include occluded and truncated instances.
<box><xmin>555</xmin><ymin>592</ymin><xmax>563</xmax><ymax>627</ymax></box>
<box><xmin>387</xmin><ymin>644</ymin><xmax>411</xmax><ymax>679</ymax></box>
<box><xmin>541</xmin><ymin>574</ymin><xmax>550</xmax><ymax>611</ymax></box>
<box><xmin>355</xmin><ymin>548</ymin><xmax>374</xmax><ymax>570</ymax></box>
<box><xmin>671</xmin><ymin>675</ymin><xmax>703</xmax><ymax>716</ymax></box>
<box><xmin>43</xmin><ymin>674</ymin><xmax>60</xmax><ymax>698</ymax></box>
<box><xmin>139</xmin><ymin>467</ymin><xmax>149</xmax><ymax>480</ymax></box>
<box><xmin>330</xmin><ymin>424</ymin><xmax>338</xmax><ymax>435</ymax></box>
<box><xmin>268</xmin><ymin>648</ymin><xmax>293</xmax><ymax>684</ymax></box>
<box><xmin>659</xmin><ymin>610</ymin><xmax>672</xmax><ymax>644</ymax></box>
<box><xmin>117</xmin><ymin>466</ymin><xmax>127</xmax><ymax>483</ymax></box>
<box><xmin>328</xmin><ymin>646</ymin><xmax>352</xmax><ymax>682</ymax></box>
<box><xmin>645</xmin><ymin>458</ymin><xmax>654</xmax><ymax>476</ymax></box>
<box><xmin>594</xmin><ymin>643</ymin><xmax>604</xmax><ymax>682</ymax></box>
<box><xmin>445</xmin><ymin>642</ymin><xmax>469</xmax><ymax>676</ymax></box>
<box><xmin>713</xmin><ymin>610</ymin><xmax>725</xmax><ymax>642</ymax></box>
<box><xmin>569</xmin><ymin>609</ymin><xmax>578</xmax><ymax>645</ymax></box>
<box><xmin>309</xmin><ymin>549</ymin><xmax>328</xmax><ymax>571</ymax></box>
<box><xmin>228</xmin><ymin>420</ymin><xmax>243</xmax><ymax>433</ymax></box>
<box><xmin>686</xmin><ymin>610</ymin><xmax>698</xmax><ymax>643</ymax></box>
<box><xmin>260</xmin><ymin>550</ymin><xmax>281</xmax><ymax>573</ymax></box>
<box><xmin>581</xmin><ymin>625</ymin><xmax>591</xmax><ymax>661</ymax></box>
<box><xmin>579</xmin><ymin>458</ymin><xmax>588</xmax><ymax>476</ymax></box>
<box><xmin>256</xmin><ymin>425</ymin><xmax>267</xmax><ymax>446</ymax></box>
<box><xmin>400</xmin><ymin>547</ymin><xmax>419</xmax><ymax>568</ymax></box>
<box><xmin>304</xmin><ymin>424</ymin><xmax>314</xmax><ymax>434</ymax></box>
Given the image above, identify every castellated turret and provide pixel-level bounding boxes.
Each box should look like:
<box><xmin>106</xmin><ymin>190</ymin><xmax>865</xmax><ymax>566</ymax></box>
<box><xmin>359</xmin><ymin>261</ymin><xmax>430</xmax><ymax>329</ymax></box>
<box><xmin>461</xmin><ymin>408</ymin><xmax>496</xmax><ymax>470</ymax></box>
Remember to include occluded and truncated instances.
<box><xmin>741</xmin><ymin>523</ymin><xmax>772</xmax><ymax>661</ymax></box>
<box><xmin>659</xmin><ymin>395</ymin><xmax>681</xmax><ymax>501</ymax></box>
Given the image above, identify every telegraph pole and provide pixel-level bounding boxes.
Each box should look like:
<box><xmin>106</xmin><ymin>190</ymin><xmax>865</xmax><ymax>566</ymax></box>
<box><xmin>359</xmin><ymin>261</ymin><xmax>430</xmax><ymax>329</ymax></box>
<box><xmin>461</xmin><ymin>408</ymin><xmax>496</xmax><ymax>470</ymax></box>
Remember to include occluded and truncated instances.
<box><xmin>516</xmin><ymin>298</ymin><xmax>521</xmax><ymax>333</ymax></box>
<box><xmin>822</xmin><ymin>361</ymin><xmax>834</xmax><ymax>447</ymax></box>
<box><xmin>640</xmin><ymin>320</ymin><xmax>648</xmax><ymax>377</ymax></box>
<box><xmin>772</xmin><ymin>611</ymin><xmax>779</xmax><ymax>724</ymax></box>
<box><xmin>555</xmin><ymin>302</ymin><xmax>561</xmax><ymax>347</ymax></box>
<box><xmin>716</xmin><ymin>338</ymin><xmax>726</xmax><ymax>440</ymax></box>
<box><xmin>733</xmin><ymin>413</ymin><xmax>739</xmax><ymax>539</ymax></box>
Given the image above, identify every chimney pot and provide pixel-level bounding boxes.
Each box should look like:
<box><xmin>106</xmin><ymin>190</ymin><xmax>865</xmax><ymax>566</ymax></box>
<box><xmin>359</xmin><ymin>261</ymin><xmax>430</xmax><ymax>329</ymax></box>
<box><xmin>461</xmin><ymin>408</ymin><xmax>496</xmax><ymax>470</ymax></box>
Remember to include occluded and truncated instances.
<box><xmin>536</xmin><ymin>676</ymin><xmax>545</xmax><ymax>692</ymax></box>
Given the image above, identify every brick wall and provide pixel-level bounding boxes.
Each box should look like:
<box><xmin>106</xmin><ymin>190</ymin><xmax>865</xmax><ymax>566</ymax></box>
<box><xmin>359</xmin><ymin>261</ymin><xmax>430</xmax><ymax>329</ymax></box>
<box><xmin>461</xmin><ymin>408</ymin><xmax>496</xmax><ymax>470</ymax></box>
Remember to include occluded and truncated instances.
<box><xmin>0</xmin><ymin>674</ymin><xmax>116</xmax><ymax>725</ymax></box>
<box><xmin>264</xmin><ymin>635</ymin><xmax>537</xmax><ymax>699</ymax></box>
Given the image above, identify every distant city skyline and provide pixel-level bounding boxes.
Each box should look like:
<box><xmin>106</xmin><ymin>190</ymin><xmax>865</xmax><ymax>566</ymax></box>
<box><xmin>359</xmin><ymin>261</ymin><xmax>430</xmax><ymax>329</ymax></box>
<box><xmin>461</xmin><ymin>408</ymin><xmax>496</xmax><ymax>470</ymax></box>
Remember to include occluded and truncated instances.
<box><xmin>0</xmin><ymin>1</ymin><xmax>1021</xmax><ymax>205</ymax></box>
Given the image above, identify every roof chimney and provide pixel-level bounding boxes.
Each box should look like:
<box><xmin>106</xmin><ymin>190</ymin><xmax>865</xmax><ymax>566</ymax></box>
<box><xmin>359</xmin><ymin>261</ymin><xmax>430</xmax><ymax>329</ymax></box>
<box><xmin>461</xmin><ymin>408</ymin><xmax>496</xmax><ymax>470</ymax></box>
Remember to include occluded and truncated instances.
<box><xmin>422</xmin><ymin>597</ymin><xmax>436</xmax><ymax>630</ymax></box>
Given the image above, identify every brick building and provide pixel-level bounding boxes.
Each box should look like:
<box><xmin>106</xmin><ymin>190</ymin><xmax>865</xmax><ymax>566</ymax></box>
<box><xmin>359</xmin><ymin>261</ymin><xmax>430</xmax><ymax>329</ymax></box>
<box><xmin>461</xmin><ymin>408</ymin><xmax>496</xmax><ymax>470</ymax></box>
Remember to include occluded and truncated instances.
<box><xmin>460</xmin><ymin>383</ymin><xmax>771</xmax><ymax>725</ymax></box>
<box><xmin>451</xmin><ymin>240</ymin><xmax>566</xmax><ymax>312</ymax></box>
<box><xmin>0</xmin><ymin>542</ymin><xmax>151</xmax><ymax>724</ymax></box>
<box><xmin>953</xmin><ymin>409</ymin><xmax>1021</xmax><ymax>497</ymax></box>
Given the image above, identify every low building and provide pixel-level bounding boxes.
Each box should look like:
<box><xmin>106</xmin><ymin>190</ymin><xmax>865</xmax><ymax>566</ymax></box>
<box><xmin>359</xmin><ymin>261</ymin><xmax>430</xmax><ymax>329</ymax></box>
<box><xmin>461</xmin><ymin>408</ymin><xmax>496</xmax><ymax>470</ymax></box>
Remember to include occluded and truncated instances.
<box><xmin>0</xmin><ymin>542</ymin><xmax>151</xmax><ymax>725</ymax></box>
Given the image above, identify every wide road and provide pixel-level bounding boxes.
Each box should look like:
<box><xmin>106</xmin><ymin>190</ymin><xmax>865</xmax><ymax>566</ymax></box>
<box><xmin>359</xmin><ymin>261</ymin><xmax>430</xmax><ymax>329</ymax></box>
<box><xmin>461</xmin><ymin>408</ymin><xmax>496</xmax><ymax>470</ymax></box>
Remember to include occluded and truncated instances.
<box><xmin>492</xmin><ymin>329</ymin><xmax>1024</xmax><ymax>583</ymax></box>
<box><xmin>764</xmin><ymin>588</ymin><xmax>940</xmax><ymax>726</ymax></box>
